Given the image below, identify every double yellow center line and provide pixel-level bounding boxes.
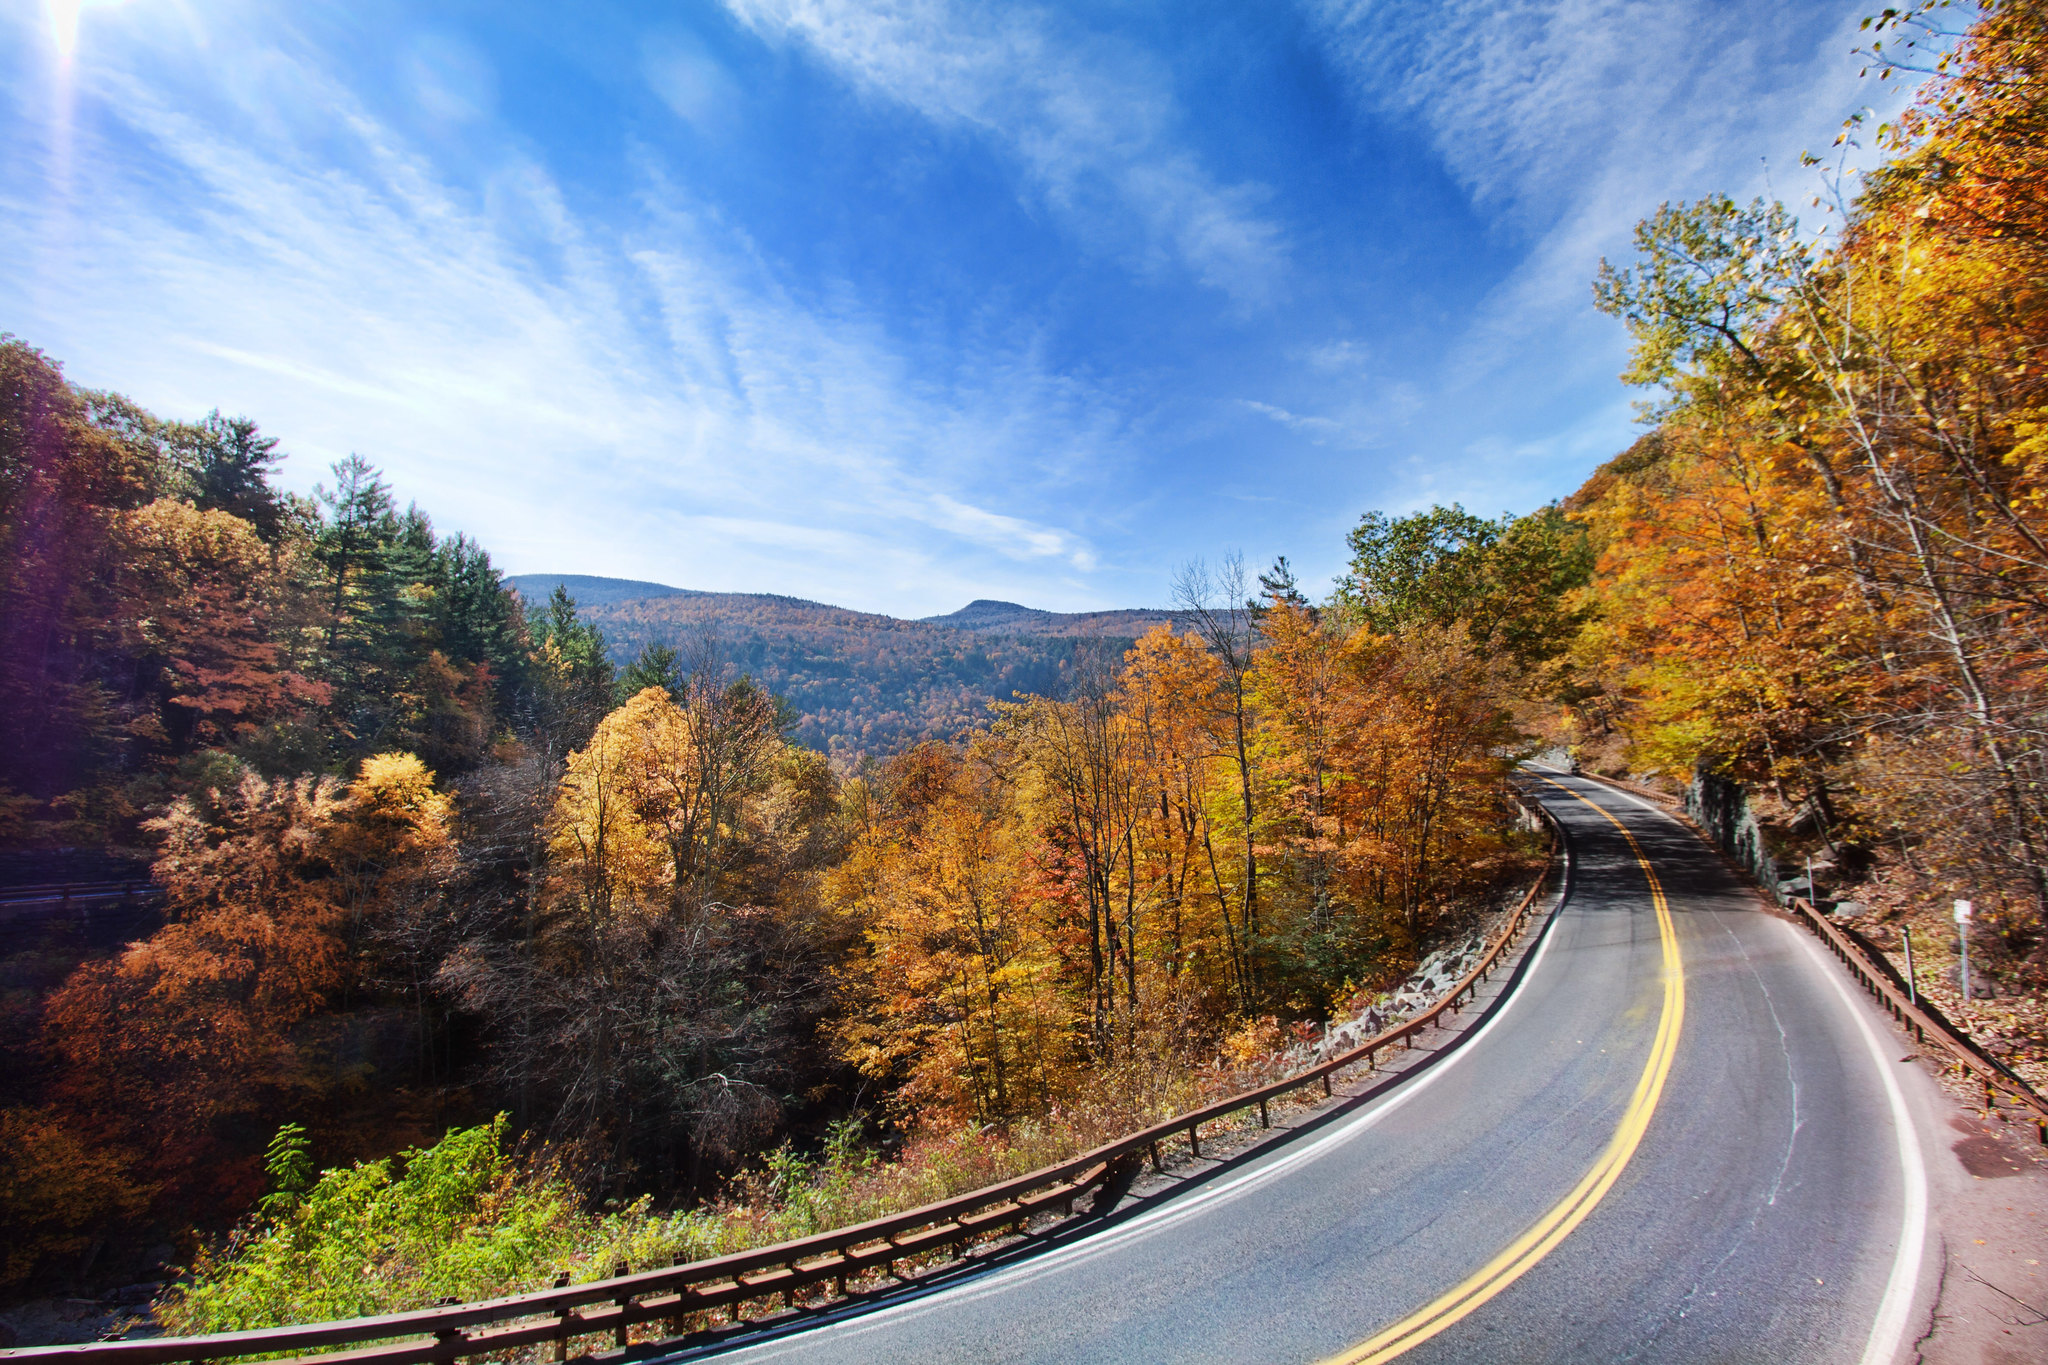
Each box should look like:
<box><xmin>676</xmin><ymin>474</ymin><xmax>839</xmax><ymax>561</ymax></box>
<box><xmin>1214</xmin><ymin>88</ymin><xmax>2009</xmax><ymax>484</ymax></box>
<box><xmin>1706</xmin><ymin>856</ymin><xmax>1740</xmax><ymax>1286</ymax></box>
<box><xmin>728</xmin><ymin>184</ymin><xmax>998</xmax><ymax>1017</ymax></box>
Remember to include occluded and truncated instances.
<box><xmin>1323</xmin><ymin>778</ymin><xmax>1687</xmax><ymax>1364</ymax></box>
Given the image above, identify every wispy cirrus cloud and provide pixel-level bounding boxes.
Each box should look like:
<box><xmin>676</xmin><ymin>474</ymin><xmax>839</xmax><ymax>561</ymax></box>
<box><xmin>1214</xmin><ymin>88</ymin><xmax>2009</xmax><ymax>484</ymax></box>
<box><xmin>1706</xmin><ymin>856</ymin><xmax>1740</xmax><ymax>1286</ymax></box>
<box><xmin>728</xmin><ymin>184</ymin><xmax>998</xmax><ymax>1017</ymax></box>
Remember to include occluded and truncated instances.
<box><xmin>0</xmin><ymin>3</ymin><xmax>1126</xmax><ymax>614</ymax></box>
<box><xmin>1289</xmin><ymin>0</ymin><xmax>1915</xmax><ymax>501</ymax></box>
<box><xmin>1306</xmin><ymin>0</ymin><xmax>1874</xmax><ymax>225</ymax></box>
<box><xmin>1</xmin><ymin>0</ymin><xmax>1922</xmax><ymax>614</ymax></box>
<box><xmin>720</xmin><ymin>0</ymin><xmax>1287</xmax><ymax>304</ymax></box>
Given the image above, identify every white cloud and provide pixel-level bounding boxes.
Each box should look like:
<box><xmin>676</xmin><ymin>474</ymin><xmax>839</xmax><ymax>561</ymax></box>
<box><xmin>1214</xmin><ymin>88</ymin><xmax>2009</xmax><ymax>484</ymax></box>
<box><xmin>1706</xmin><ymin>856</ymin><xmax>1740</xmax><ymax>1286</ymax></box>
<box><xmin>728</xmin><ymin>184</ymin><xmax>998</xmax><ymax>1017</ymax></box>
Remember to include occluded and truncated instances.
<box><xmin>403</xmin><ymin>32</ymin><xmax>498</xmax><ymax>126</ymax></box>
<box><xmin>1306</xmin><ymin>0</ymin><xmax>1875</xmax><ymax>224</ymax></box>
<box><xmin>0</xmin><ymin>9</ymin><xmax>1133</xmax><ymax>617</ymax></box>
<box><xmin>1239</xmin><ymin>399</ymin><xmax>1347</xmax><ymax>443</ymax></box>
<box><xmin>721</xmin><ymin>0</ymin><xmax>1286</xmax><ymax>303</ymax></box>
<box><xmin>641</xmin><ymin>31</ymin><xmax>743</xmax><ymax>136</ymax></box>
<box><xmin>1298</xmin><ymin>0</ymin><xmax>1920</xmax><ymax>492</ymax></box>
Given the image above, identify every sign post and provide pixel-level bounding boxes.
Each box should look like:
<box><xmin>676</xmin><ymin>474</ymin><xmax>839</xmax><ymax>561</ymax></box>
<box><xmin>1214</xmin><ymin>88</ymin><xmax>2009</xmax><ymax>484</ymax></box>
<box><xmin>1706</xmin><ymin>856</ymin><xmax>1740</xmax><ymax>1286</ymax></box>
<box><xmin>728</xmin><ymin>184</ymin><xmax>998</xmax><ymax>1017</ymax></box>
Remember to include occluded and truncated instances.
<box><xmin>1954</xmin><ymin>899</ymin><xmax>1974</xmax><ymax>1000</ymax></box>
<box><xmin>1901</xmin><ymin>925</ymin><xmax>1918</xmax><ymax>1006</ymax></box>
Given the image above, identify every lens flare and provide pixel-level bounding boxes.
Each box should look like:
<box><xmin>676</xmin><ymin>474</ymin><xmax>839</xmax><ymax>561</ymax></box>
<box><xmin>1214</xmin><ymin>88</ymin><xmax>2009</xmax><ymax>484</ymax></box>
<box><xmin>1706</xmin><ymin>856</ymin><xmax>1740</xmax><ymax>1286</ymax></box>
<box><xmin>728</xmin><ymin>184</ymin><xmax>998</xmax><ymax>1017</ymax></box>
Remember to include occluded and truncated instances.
<box><xmin>47</xmin><ymin>0</ymin><xmax>84</xmax><ymax>58</ymax></box>
<box><xmin>47</xmin><ymin>0</ymin><xmax>139</xmax><ymax>60</ymax></box>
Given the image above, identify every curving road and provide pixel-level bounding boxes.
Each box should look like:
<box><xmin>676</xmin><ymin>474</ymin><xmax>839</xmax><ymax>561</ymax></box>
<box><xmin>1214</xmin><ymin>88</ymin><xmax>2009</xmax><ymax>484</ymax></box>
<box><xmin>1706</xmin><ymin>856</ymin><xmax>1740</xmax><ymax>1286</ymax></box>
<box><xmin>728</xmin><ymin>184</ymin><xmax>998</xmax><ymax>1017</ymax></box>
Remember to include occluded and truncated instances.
<box><xmin>683</xmin><ymin>771</ymin><xmax>1930</xmax><ymax>1364</ymax></box>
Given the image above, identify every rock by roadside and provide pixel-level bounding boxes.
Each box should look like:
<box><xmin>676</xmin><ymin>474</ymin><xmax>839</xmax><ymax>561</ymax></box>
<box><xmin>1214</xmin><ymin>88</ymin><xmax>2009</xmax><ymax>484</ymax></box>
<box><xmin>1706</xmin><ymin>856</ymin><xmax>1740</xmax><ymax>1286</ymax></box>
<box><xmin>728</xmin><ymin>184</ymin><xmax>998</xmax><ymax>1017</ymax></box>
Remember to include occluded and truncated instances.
<box><xmin>1265</xmin><ymin>885</ymin><xmax>1537</xmax><ymax>1075</ymax></box>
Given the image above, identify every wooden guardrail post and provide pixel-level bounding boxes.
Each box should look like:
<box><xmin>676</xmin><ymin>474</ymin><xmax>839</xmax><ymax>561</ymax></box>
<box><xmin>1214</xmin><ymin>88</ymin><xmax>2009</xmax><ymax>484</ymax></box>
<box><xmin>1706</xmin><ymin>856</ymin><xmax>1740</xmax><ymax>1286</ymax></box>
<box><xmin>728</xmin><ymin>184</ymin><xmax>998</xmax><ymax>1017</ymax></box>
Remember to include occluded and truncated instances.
<box><xmin>550</xmin><ymin>1272</ymin><xmax>572</xmax><ymax>1361</ymax></box>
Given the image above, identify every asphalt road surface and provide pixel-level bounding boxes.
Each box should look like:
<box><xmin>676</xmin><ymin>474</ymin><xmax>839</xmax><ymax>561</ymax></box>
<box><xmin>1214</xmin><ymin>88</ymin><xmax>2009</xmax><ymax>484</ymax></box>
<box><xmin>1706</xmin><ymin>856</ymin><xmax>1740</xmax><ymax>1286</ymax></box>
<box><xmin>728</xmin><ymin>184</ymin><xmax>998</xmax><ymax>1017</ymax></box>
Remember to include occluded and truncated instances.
<box><xmin>687</xmin><ymin>771</ymin><xmax>1925</xmax><ymax>1364</ymax></box>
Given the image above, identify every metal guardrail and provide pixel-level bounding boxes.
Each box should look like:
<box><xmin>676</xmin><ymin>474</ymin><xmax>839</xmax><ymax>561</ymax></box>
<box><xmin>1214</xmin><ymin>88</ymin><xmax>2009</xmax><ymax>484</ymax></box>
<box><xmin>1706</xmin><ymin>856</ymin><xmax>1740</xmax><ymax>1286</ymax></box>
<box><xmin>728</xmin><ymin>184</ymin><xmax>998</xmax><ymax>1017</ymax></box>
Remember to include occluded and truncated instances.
<box><xmin>1570</xmin><ymin>768</ymin><xmax>2048</xmax><ymax>1145</ymax></box>
<box><xmin>0</xmin><ymin>800</ymin><xmax>1563</xmax><ymax>1365</ymax></box>
<box><xmin>0</xmin><ymin>880</ymin><xmax>165</xmax><ymax>906</ymax></box>
<box><xmin>0</xmin><ymin>881</ymin><xmax>165</xmax><ymax>925</ymax></box>
<box><xmin>1785</xmin><ymin>894</ymin><xmax>2048</xmax><ymax>1143</ymax></box>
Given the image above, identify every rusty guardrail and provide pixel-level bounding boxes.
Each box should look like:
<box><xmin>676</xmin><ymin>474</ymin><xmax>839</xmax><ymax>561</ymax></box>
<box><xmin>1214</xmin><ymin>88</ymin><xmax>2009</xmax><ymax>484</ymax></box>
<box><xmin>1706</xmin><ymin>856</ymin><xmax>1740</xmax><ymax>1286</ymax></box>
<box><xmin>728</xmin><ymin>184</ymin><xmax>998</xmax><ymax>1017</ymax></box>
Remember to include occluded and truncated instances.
<box><xmin>0</xmin><ymin>880</ymin><xmax>165</xmax><ymax>924</ymax></box>
<box><xmin>1785</xmin><ymin>894</ymin><xmax>2048</xmax><ymax>1143</ymax></box>
<box><xmin>1567</xmin><ymin>768</ymin><xmax>2048</xmax><ymax>1145</ymax></box>
<box><xmin>2</xmin><ymin>799</ymin><xmax>1562</xmax><ymax>1365</ymax></box>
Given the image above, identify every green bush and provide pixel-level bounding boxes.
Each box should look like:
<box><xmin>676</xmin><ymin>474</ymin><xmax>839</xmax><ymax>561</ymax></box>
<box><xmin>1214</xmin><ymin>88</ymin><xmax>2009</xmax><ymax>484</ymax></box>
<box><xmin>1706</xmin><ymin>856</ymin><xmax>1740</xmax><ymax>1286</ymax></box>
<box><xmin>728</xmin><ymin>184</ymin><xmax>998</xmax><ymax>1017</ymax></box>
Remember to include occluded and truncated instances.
<box><xmin>158</xmin><ymin>1097</ymin><xmax>1268</xmax><ymax>1336</ymax></box>
<box><xmin>160</xmin><ymin>1117</ymin><xmax>590</xmax><ymax>1332</ymax></box>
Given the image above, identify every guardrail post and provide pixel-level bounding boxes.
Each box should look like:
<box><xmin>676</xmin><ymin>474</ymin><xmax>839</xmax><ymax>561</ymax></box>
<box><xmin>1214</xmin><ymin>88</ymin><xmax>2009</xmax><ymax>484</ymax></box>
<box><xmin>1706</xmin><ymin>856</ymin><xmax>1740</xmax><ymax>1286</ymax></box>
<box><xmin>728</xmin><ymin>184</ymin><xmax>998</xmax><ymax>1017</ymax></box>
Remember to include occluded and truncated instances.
<box><xmin>1258</xmin><ymin>1099</ymin><xmax>1269</xmax><ymax>1128</ymax></box>
<box><xmin>1149</xmin><ymin>1140</ymin><xmax>1161</xmax><ymax>1173</ymax></box>
<box><xmin>610</xmin><ymin>1262</ymin><xmax>632</xmax><ymax>1347</ymax></box>
<box><xmin>1322</xmin><ymin>1072</ymin><xmax>1332</xmax><ymax>1097</ymax></box>
<box><xmin>1189</xmin><ymin>1123</ymin><xmax>1200</xmax><ymax>1158</ymax></box>
<box><xmin>551</xmin><ymin>1272</ymin><xmax>573</xmax><ymax>1361</ymax></box>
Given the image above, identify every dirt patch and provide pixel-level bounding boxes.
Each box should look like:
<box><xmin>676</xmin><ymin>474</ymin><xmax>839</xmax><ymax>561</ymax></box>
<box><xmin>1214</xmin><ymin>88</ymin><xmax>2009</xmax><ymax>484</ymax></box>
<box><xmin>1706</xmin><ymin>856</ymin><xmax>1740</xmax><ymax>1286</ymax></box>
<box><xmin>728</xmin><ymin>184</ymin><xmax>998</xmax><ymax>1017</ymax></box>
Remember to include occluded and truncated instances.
<box><xmin>1955</xmin><ymin>1134</ymin><xmax>2033</xmax><ymax>1179</ymax></box>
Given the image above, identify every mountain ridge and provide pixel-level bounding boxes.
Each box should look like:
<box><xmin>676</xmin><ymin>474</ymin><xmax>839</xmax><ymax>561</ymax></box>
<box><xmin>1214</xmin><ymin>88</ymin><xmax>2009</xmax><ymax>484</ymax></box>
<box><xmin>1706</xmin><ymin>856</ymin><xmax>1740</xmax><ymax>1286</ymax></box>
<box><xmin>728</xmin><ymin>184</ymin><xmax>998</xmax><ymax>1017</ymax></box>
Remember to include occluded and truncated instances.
<box><xmin>505</xmin><ymin>575</ymin><xmax>1179</xmax><ymax>757</ymax></box>
<box><xmin>509</xmin><ymin>576</ymin><xmax>1169</xmax><ymax>631</ymax></box>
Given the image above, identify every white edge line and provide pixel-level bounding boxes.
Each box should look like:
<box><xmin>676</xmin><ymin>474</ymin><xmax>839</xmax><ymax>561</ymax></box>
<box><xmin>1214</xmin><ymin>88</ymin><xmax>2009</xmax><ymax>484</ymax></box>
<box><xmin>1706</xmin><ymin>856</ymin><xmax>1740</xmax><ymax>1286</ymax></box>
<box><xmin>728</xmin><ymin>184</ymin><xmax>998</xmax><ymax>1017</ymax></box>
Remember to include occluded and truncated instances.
<box><xmin>1565</xmin><ymin>763</ymin><xmax>1930</xmax><ymax>1362</ymax></box>
<box><xmin>1788</xmin><ymin>927</ymin><xmax>1929</xmax><ymax>1365</ymax></box>
<box><xmin>721</xmin><ymin>848</ymin><xmax>1578</xmax><ymax>1360</ymax></box>
<box><xmin>1570</xmin><ymin>768</ymin><xmax>1929</xmax><ymax>1362</ymax></box>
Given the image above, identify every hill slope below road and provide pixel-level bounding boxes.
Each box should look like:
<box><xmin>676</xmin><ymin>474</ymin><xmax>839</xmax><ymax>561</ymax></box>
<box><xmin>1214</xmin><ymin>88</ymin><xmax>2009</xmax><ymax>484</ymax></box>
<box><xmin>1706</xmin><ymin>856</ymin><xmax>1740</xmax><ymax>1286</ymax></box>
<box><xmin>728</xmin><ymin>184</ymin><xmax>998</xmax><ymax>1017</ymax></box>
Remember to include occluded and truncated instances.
<box><xmin>508</xmin><ymin>576</ymin><xmax>1174</xmax><ymax>758</ymax></box>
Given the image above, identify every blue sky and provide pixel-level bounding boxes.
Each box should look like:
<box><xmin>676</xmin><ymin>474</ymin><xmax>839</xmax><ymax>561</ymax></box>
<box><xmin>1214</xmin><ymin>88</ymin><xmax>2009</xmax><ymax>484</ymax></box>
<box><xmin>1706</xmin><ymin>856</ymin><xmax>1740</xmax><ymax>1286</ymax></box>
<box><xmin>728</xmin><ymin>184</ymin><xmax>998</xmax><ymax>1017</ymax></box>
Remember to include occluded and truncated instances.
<box><xmin>3</xmin><ymin>1</ymin><xmax>1913</xmax><ymax>617</ymax></box>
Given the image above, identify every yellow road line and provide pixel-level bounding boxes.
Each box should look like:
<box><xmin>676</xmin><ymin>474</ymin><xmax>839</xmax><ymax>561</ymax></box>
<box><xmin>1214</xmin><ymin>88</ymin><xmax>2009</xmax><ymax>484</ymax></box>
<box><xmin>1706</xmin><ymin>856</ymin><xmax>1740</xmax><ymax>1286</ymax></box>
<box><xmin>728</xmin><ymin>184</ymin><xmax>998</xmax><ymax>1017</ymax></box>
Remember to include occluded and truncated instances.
<box><xmin>1321</xmin><ymin>777</ymin><xmax>1686</xmax><ymax>1365</ymax></box>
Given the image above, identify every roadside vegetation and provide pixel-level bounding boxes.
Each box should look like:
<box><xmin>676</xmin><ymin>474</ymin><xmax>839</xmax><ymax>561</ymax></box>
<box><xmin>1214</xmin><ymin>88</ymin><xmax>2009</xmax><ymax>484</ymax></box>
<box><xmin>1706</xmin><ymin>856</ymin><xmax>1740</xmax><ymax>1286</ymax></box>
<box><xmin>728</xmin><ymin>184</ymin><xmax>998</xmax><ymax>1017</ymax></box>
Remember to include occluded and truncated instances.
<box><xmin>9</xmin><ymin>0</ymin><xmax>2046</xmax><ymax>1335</ymax></box>
<box><xmin>0</xmin><ymin>353</ymin><xmax>1553</xmax><ymax>1315</ymax></box>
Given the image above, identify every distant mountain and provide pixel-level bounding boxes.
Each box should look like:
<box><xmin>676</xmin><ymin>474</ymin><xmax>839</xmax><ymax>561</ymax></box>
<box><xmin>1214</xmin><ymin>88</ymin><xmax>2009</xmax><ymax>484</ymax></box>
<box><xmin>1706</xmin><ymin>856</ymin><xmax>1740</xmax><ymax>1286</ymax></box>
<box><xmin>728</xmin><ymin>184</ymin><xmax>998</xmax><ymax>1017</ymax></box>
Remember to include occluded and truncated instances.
<box><xmin>507</xmin><ymin>576</ymin><xmax>1176</xmax><ymax>758</ymax></box>
<box><xmin>918</xmin><ymin>599</ymin><xmax>1177</xmax><ymax>637</ymax></box>
<box><xmin>508</xmin><ymin>573</ymin><xmax>702</xmax><ymax>609</ymax></box>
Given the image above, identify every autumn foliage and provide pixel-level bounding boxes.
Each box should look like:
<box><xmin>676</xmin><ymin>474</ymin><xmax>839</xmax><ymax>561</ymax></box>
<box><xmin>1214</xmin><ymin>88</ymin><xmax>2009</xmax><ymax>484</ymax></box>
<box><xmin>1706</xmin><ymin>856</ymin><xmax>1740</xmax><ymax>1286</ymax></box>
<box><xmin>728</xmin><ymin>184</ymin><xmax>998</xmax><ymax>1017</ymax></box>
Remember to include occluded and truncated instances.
<box><xmin>822</xmin><ymin>603</ymin><xmax>1534</xmax><ymax>1133</ymax></box>
<box><xmin>0</xmin><ymin>229</ymin><xmax>1546</xmax><ymax>1314</ymax></box>
<box><xmin>6</xmin><ymin>0</ymin><xmax>2042</xmax><ymax>1325</ymax></box>
<box><xmin>1573</xmin><ymin>2</ymin><xmax>2048</xmax><ymax>974</ymax></box>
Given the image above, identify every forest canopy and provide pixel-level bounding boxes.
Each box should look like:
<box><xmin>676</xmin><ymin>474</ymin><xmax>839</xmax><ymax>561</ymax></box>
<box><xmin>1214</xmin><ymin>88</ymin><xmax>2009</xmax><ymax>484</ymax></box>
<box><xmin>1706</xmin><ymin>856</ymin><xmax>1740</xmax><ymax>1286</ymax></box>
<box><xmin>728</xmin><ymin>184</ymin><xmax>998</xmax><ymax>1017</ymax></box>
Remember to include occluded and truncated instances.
<box><xmin>13</xmin><ymin>0</ymin><xmax>2045</xmax><ymax>1326</ymax></box>
<box><xmin>0</xmin><ymin>338</ymin><xmax>1545</xmax><ymax>1304</ymax></box>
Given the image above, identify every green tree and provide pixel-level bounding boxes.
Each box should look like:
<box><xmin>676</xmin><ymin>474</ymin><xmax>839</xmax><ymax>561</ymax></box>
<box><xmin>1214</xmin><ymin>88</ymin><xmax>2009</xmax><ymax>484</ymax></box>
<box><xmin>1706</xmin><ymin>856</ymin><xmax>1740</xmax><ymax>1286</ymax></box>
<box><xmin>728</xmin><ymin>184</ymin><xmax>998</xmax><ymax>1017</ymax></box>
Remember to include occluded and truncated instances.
<box><xmin>168</xmin><ymin>412</ymin><xmax>294</xmax><ymax>542</ymax></box>
<box><xmin>618</xmin><ymin>641</ymin><xmax>683</xmax><ymax>703</ymax></box>
<box><xmin>1339</xmin><ymin>503</ymin><xmax>1593</xmax><ymax>671</ymax></box>
<box><xmin>527</xmin><ymin>586</ymin><xmax>615</xmax><ymax>747</ymax></box>
<box><xmin>433</xmin><ymin>534</ymin><xmax>527</xmax><ymax>705</ymax></box>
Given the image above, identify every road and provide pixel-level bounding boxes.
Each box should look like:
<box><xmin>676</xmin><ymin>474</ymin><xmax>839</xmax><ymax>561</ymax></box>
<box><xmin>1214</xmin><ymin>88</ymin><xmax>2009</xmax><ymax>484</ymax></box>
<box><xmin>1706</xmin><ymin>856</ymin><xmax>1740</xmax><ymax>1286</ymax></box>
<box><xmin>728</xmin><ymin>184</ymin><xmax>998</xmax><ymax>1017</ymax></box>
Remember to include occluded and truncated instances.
<box><xmin>686</xmin><ymin>771</ymin><xmax>1928</xmax><ymax>1363</ymax></box>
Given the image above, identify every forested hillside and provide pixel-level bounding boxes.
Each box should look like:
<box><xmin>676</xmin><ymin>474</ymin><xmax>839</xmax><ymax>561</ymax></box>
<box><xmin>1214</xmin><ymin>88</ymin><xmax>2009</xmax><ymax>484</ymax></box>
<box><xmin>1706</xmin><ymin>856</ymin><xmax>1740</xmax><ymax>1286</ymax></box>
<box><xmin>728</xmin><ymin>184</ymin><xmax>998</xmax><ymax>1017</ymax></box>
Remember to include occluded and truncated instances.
<box><xmin>1564</xmin><ymin>0</ymin><xmax>2048</xmax><ymax>1074</ymax></box>
<box><xmin>13</xmin><ymin>0</ymin><xmax>2044</xmax><ymax>1337</ymax></box>
<box><xmin>508</xmin><ymin>576</ymin><xmax>1176</xmax><ymax>757</ymax></box>
<box><xmin>0</xmin><ymin>338</ymin><xmax>1552</xmax><ymax>1328</ymax></box>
